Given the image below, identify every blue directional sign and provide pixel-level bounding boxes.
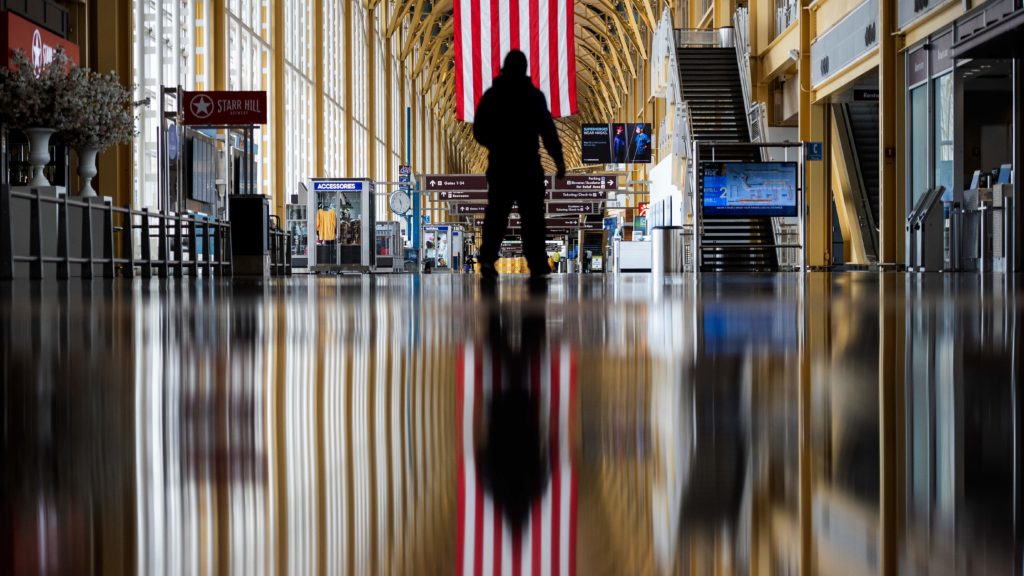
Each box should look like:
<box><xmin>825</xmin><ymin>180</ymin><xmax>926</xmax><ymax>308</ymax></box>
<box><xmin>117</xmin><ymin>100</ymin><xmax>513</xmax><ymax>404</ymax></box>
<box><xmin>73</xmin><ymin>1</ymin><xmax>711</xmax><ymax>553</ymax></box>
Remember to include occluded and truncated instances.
<box><xmin>805</xmin><ymin>142</ymin><xmax>823</xmax><ymax>161</ymax></box>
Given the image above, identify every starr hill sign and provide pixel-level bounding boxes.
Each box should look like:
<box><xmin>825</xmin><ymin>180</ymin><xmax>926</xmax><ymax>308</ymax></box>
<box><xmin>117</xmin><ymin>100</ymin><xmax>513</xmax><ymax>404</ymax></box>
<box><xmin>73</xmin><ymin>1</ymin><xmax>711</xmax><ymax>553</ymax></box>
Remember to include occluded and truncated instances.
<box><xmin>182</xmin><ymin>91</ymin><xmax>267</xmax><ymax>126</ymax></box>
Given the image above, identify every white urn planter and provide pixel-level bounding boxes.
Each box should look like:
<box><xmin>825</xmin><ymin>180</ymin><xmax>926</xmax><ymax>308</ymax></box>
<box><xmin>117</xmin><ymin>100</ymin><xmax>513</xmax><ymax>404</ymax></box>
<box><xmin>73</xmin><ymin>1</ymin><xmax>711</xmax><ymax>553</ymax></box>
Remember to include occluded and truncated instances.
<box><xmin>24</xmin><ymin>127</ymin><xmax>55</xmax><ymax>188</ymax></box>
<box><xmin>76</xmin><ymin>146</ymin><xmax>100</xmax><ymax>197</ymax></box>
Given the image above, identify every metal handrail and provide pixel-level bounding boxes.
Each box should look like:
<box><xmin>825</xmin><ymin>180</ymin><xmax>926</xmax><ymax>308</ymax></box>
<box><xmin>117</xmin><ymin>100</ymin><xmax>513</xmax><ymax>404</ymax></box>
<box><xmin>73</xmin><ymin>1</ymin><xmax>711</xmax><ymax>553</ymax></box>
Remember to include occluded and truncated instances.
<box><xmin>1</xmin><ymin>185</ymin><xmax>294</xmax><ymax>279</ymax></box>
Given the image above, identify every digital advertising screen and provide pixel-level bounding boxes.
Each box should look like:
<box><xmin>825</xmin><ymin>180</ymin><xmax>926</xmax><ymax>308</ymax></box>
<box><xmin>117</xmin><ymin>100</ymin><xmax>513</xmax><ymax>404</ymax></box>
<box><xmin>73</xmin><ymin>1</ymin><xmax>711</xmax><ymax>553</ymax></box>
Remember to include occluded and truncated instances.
<box><xmin>701</xmin><ymin>161</ymin><xmax>799</xmax><ymax>217</ymax></box>
<box><xmin>581</xmin><ymin>123</ymin><xmax>653</xmax><ymax>164</ymax></box>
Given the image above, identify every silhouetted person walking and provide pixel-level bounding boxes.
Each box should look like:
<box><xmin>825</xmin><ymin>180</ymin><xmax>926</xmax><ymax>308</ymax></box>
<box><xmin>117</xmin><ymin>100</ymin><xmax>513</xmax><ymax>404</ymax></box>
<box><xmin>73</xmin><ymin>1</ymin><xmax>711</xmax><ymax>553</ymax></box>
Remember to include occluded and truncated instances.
<box><xmin>473</xmin><ymin>50</ymin><xmax>566</xmax><ymax>281</ymax></box>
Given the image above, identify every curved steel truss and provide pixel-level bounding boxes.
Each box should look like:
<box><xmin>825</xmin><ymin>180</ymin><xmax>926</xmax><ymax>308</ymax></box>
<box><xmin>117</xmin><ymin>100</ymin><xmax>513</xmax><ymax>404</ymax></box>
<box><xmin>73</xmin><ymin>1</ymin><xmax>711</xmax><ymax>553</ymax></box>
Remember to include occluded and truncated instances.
<box><xmin>375</xmin><ymin>0</ymin><xmax>660</xmax><ymax>172</ymax></box>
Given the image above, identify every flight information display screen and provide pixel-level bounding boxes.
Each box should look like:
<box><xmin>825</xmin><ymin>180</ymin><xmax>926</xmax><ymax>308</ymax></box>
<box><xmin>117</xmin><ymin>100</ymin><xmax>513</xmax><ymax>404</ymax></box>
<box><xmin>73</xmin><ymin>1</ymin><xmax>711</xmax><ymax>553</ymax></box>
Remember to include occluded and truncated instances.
<box><xmin>701</xmin><ymin>161</ymin><xmax>799</xmax><ymax>217</ymax></box>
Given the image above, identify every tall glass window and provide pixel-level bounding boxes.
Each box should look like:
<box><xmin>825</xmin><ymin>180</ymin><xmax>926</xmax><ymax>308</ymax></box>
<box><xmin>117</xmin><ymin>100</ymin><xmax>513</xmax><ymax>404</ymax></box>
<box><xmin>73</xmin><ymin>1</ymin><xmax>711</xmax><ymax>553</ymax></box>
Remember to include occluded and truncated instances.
<box><xmin>910</xmin><ymin>85</ymin><xmax>928</xmax><ymax>208</ymax></box>
<box><xmin>284</xmin><ymin>0</ymin><xmax>314</xmax><ymax>199</ymax></box>
<box><xmin>133</xmin><ymin>0</ymin><xmax>207</xmax><ymax>208</ymax></box>
<box><xmin>933</xmin><ymin>73</ymin><xmax>954</xmax><ymax>200</ymax></box>
<box><xmin>228</xmin><ymin>0</ymin><xmax>273</xmax><ymax>198</ymax></box>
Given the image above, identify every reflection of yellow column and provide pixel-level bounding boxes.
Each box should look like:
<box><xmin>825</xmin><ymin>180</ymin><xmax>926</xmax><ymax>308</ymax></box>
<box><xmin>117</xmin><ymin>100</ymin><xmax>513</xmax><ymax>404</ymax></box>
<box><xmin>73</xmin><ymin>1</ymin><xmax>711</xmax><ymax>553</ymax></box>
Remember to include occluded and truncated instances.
<box><xmin>800</xmin><ymin>273</ymin><xmax>831</xmax><ymax>574</ymax></box>
<box><xmin>93</xmin><ymin>0</ymin><xmax>133</xmax><ymax>208</ymax></box>
<box><xmin>272</xmin><ymin>298</ymin><xmax>289</xmax><ymax>575</ymax></box>
<box><xmin>878</xmin><ymin>273</ymin><xmax>905</xmax><ymax>575</ymax></box>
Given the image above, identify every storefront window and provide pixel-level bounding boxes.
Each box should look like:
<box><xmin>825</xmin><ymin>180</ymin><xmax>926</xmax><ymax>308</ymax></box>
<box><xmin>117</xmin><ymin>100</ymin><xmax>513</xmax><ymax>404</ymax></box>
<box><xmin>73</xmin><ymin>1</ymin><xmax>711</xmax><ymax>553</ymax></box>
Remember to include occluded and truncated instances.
<box><xmin>910</xmin><ymin>85</ymin><xmax>928</xmax><ymax>208</ymax></box>
<box><xmin>933</xmin><ymin>73</ymin><xmax>954</xmax><ymax>201</ymax></box>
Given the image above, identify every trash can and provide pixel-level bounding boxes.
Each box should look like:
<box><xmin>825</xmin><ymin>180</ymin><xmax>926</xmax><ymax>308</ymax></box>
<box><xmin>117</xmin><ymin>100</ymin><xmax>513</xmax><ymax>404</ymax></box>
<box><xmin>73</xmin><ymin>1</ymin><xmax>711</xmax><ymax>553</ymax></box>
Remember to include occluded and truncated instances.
<box><xmin>651</xmin><ymin>226</ymin><xmax>685</xmax><ymax>275</ymax></box>
<box><xmin>229</xmin><ymin>194</ymin><xmax>271</xmax><ymax>276</ymax></box>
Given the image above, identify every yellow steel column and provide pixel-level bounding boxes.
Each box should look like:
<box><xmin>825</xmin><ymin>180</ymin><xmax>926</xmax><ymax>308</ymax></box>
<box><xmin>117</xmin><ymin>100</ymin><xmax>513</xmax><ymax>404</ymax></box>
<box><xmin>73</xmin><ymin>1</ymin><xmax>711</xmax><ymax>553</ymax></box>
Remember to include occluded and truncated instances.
<box><xmin>799</xmin><ymin>4</ymin><xmax>829</xmax><ymax>267</ymax></box>
<box><xmin>315</xmin><ymin>0</ymin><xmax>325</xmax><ymax>177</ymax></box>
<box><xmin>212</xmin><ymin>0</ymin><xmax>226</xmax><ymax>90</ymax></box>
<box><xmin>345</xmin><ymin>0</ymin><xmax>354</xmax><ymax>175</ymax></box>
<box><xmin>714</xmin><ymin>0</ymin><xmax>733</xmax><ymax>28</ymax></box>
<box><xmin>384</xmin><ymin>2</ymin><xmax>395</xmax><ymax>200</ymax></box>
<box><xmin>878</xmin><ymin>0</ymin><xmax>903</xmax><ymax>264</ymax></box>
<box><xmin>270</xmin><ymin>1</ymin><xmax>288</xmax><ymax>574</ymax></box>
<box><xmin>368</xmin><ymin>6</ymin><xmax>377</xmax><ymax>182</ymax></box>
<box><xmin>272</xmin><ymin>0</ymin><xmax>285</xmax><ymax>217</ymax></box>
<box><xmin>91</xmin><ymin>0</ymin><xmax>133</xmax><ymax>208</ymax></box>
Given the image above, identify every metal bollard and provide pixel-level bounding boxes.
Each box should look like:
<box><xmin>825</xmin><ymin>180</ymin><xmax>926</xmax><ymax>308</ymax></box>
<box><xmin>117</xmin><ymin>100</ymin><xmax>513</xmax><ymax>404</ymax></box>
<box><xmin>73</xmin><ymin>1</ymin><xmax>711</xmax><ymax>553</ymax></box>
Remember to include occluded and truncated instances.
<box><xmin>651</xmin><ymin>226</ymin><xmax>684</xmax><ymax>276</ymax></box>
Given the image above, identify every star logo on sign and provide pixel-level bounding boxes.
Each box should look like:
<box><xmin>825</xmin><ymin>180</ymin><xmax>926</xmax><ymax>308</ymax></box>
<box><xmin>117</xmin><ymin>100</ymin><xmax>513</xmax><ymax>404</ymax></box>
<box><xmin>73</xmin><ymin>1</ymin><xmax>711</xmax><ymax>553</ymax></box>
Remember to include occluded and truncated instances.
<box><xmin>31</xmin><ymin>30</ymin><xmax>43</xmax><ymax>69</ymax></box>
<box><xmin>190</xmin><ymin>94</ymin><xmax>214</xmax><ymax>119</ymax></box>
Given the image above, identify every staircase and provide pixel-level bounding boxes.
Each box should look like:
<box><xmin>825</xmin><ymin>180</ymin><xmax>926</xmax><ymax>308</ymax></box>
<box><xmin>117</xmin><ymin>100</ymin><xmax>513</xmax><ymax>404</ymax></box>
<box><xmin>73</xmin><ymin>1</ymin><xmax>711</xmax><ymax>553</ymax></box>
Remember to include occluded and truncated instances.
<box><xmin>845</xmin><ymin>102</ymin><xmax>881</xmax><ymax>228</ymax></box>
<box><xmin>677</xmin><ymin>47</ymin><xmax>778</xmax><ymax>272</ymax></box>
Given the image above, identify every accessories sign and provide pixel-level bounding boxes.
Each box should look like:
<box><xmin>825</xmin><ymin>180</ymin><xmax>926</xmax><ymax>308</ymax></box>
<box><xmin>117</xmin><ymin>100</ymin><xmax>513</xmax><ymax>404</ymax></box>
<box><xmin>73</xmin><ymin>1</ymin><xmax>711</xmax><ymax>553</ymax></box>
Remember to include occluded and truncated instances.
<box><xmin>312</xmin><ymin>180</ymin><xmax>363</xmax><ymax>192</ymax></box>
<box><xmin>182</xmin><ymin>91</ymin><xmax>268</xmax><ymax>126</ymax></box>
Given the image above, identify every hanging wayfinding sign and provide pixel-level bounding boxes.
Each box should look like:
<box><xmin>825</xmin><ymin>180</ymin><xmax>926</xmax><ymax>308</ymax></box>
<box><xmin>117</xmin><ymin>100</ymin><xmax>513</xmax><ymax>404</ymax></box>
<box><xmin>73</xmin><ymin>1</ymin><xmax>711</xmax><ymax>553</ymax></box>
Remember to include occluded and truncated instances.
<box><xmin>182</xmin><ymin>90</ymin><xmax>268</xmax><ymax>126</ymax></box>
<box><xmin>548</xmin><ymin>203</ymin><xmax>600</xmax><ymax>215</ymax></box>
<box><xmin>455</xmin><ymin>204</ymin><xmax>487</xmax><ymax>214</ymax></box>
<box><xmin>552</xmin><ymin>175</ymin><xmax>618</xmax><ymax>191</ymax></box>
<box><xmin>548</xmin><ymin>189</ymin><xmax>607</xmax><ymax>201</ymax></box>
<box><xmin>439</xmin><ymin>190</ymin><xmax>488</xmax><ymax>201</ymax></box>
<box><xmin>424</xmin><ymin>174</ymin><xmax>488</xmax><ymax>192</ymax></box>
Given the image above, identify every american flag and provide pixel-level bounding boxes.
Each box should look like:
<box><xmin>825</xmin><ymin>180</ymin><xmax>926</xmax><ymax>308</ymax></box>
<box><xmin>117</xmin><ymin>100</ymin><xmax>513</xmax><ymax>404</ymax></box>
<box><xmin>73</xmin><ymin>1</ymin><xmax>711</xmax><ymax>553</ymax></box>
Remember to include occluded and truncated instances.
<box><xmin>454</xmin><ymin>0</ymin><xmax>578</xmax><ymax>122</ymax></box>
<box><xmin>456</xmin><ymin>341</ymin><xmax>578</xmax><ymax>576</ymax></box>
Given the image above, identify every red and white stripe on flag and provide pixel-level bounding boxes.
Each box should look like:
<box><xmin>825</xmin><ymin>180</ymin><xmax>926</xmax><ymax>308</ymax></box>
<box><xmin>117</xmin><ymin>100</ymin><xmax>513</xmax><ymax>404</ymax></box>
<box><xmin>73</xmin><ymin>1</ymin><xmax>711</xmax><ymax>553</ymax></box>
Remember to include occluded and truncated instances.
<box><xmin>454</xmin><ymin>0</ymin><xmax>578</xmax><ymax>122</ymax></box>
<box><xmin>456</xmin><ymin>341</ymin><xmax>578</xmax><ymax>576</ymax></box>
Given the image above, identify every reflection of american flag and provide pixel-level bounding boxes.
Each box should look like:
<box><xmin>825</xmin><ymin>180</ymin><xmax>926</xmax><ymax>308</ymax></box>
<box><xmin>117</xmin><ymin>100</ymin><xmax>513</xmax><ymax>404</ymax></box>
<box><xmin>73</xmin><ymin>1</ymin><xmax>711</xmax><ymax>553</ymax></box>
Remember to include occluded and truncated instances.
<box><xmin>456</xmin><ymin>342</ymin><xmax>578</xmax><ymax>576</ymax></box>
<box><xmin>454</xmin><ymin>0</ymin><xmax>578</xmax><ymax>122</ymax></box>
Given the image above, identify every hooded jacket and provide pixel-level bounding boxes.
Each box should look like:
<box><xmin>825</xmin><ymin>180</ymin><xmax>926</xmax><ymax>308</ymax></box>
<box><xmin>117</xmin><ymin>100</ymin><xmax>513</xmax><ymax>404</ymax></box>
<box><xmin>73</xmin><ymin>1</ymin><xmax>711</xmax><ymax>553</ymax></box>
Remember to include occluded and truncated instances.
<box><xmin>472</xmin><ymin>74</ymin><xmax>565</xmax><ymax>182</ymax></box>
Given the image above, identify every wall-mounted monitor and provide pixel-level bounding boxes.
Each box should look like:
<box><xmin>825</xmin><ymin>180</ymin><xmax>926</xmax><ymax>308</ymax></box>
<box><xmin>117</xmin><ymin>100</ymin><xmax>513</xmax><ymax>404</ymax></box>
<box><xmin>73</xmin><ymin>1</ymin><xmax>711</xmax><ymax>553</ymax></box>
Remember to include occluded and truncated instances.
<box><xmin>581</xmin><ymin>123</ymin><xmax>653</xmax><ymax>164</ymax></box>
<box><xmin>701</xmin><ymin>161</ymin><xmax>799</xmax><ymax>217</ymax></box>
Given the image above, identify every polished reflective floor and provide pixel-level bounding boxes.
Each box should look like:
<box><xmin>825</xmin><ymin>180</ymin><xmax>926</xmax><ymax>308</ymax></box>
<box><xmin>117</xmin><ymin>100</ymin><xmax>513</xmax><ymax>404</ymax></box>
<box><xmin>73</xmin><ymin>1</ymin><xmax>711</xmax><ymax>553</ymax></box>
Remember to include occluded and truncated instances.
<box><xmin>2</xmin><ymin>273</ymin><xmax>1022</xmax><ymax>575</ymax></box>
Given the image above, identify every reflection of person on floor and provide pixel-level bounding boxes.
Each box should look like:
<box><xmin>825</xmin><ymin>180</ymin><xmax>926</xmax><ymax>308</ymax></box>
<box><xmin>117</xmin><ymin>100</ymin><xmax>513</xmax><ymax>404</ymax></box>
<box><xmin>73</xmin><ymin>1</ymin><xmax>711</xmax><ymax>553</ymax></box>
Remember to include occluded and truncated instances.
<box><xmin>477</xmin><ymin>308</ymin><xmax>550</xmax><ymax>528</ymax></box>
<box><xmin>473</xmin><ymin>50</ymin><xmax>566</xmax><ymax>282</ymax></box>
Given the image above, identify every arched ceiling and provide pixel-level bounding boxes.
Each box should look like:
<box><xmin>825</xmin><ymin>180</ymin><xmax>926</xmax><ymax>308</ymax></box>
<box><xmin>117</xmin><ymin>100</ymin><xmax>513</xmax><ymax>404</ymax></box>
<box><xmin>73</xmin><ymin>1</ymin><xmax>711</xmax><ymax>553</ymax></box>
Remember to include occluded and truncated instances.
<box><xmin>374</xmin><ymin>0</ymin><xmax>662</xmax><ymax>173</ymax></box>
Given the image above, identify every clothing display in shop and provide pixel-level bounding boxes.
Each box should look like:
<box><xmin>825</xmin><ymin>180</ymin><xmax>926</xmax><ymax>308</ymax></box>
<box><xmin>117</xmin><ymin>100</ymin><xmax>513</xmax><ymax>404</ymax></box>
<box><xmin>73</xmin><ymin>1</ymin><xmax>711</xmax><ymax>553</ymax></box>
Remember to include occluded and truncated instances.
<box><xmin>317</xmin><ymin>207</ymin><xmax>336</xmax><ymax>242</ymax></box>
<box><xmin>337</xmin><ymin>217</ymin><xmax>362</xmax><ymax>246</ymax></box>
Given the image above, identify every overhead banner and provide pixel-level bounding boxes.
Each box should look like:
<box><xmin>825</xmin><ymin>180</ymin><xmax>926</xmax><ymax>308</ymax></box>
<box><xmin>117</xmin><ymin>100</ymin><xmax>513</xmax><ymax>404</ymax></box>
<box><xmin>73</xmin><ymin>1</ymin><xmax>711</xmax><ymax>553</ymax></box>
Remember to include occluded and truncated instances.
<box><xmin>182</xmin><ymin>90</ymin><xmax>268</xmax><ymax>126</ymax></box>
<box><xmin>453</xmin><ymin>0</ymin><xmax>577</xmax><ymax>122</ymax></box>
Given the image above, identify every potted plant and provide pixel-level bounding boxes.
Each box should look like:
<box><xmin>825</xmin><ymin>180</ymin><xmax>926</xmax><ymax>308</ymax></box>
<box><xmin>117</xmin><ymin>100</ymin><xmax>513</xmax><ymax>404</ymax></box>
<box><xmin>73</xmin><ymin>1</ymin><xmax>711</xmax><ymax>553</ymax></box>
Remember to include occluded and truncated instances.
<box><xmin>60</xmin><ymin>66</ymin><xmax>137</xmax><ymax>197</ymax></box>
<box><xmin>0</xmin><ymin>49</ymin><xmax>76</xmax><ymax>188</ymax></box>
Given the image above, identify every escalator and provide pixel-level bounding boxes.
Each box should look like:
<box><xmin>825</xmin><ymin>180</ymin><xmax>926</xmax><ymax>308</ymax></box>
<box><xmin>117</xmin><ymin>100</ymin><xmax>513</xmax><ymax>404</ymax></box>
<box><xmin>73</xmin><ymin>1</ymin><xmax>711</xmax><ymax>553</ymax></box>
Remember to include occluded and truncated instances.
<box><xmin>846</xmin><ymin>102</ymin><xmax>881</xmax><ymax>229</ymax></box>
<box><xmin>677</xmin><ymin>47</ymin><xmax>778</xmax><ymax>272</ymax></box>
<box><xmin>831</xmin><ymin>102</ymin><xmax>880</xmax><ymax>262</ymax></box>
